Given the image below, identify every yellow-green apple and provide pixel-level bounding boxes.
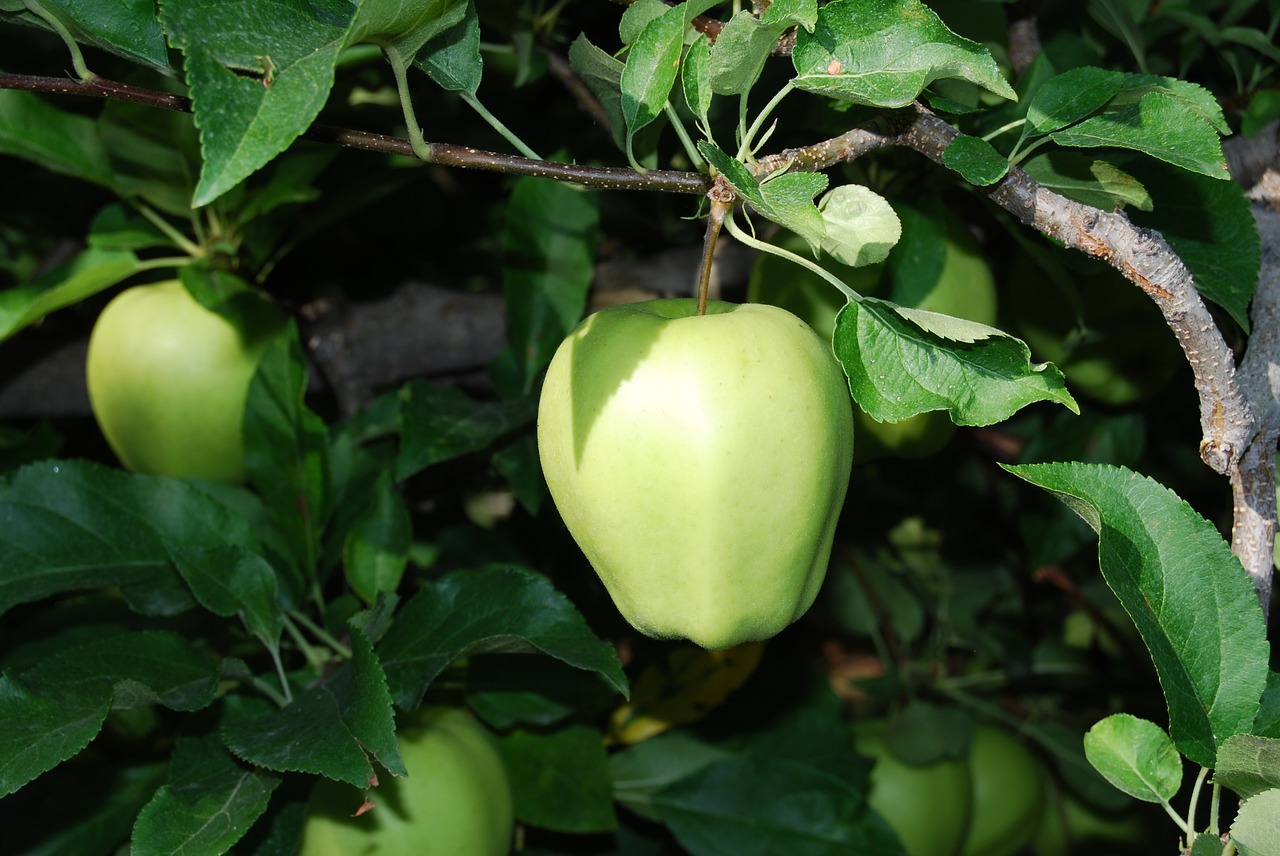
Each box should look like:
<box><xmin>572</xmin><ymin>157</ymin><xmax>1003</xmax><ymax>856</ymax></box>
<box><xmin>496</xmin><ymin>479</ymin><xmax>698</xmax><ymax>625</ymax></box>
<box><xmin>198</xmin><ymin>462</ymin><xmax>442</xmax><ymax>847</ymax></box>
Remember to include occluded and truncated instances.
<box><xmin>537</xmin><ymin>298</ymin><xmax>854</xmax><ymax>650</ymax></box>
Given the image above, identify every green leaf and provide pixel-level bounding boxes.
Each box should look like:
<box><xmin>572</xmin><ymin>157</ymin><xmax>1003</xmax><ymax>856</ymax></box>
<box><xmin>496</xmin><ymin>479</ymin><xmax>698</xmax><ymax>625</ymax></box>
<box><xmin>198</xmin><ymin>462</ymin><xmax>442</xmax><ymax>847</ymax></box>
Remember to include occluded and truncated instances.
<box><xmin>466</xmin><ymin>655</ymin><xmax>616</xmax><ymax>730</ymax></box>
<box><xmin>0</xmin><ymin>89</ymin><xmax>113</xmax><ymax>185</ymax></box>
<box><xmin>0</xmin><ymin>247</ymin><xmax>143</xmax><ymax>343</ymax></box>
<box><xmin>502</xmin><ymin>176</ymin><xmax>599</xmax><ymax>390</ymax></box>
<box><xmin>1082</xmin><ymin>713</ymin><xmax>1182</xmax><ymax>803</ymax></box>
<box><xmin>0</xmin><ymin>460</ymin><xmax>262</xmax><ymax>617</ymax></box>
<box><xmin>653</xmin><ymin>755</ymin><xmax>902</xmax><ymax>855</ymax></box>
<box><xmin>620</xmin><ymin>3</ymin><xmax>685</xmax><ymax>169</ymax></box>
<box><xmin>170</xmin><ymin>547</ymin><xmax>285</xmax><ymax>654</ymax></box>
<box><xmin>497</xmin><ymin>724</ymin><xmax>617</xmax><ymax>833</ymax></box>
<box><xmin>245</xmin><ymin>323</ymin><xmax>333</xmax><ymax>575</ymax></box>
<box><xmin>707</xmin><ymin>9</ymin><xmax>787</xmax><ymax>96</ymax></box>
<box><xmin>682</xmin><ymin>34</ymin><xmax>713</xmax><ymax>130</ymax></box>
<box><xmin>1214</xmin><ymin>735</ymin><xmax>1280</xmax><ymax>801</ymax></box>
<box><xmin>698</xmin><ymin>141</ymin><xmax>827</xmax><ymax>250</ymax></box>
<box><xmin>87</xmin><ymin>203</ymin><xmax>173</xmax><ymax>251</ymax></box>
<box><xmin>1002</xmin><ymin>462</ymin><xmax>1270</xmax><ymax>767</ymax></box>
<box><xmin>791</xmin><ymin>0</ymin><xmax>1016</xmax><ymax>108</ymax></box>
<box><xmin>0</xmin><ymin>631</ymin><xmax>222</xmax><ymax>796</ymax></box>
<box><xmin>417</xmin><ymin>0</ymin><xmax>482</xmax><ymax>95</ymax></box>
<box><xmin>342</xmin><ymin>470</ymin><xmax>411</xmax><ymax>604</ymax></box>
<box><xmin>131</xmin><ymin>736</ymin><xmax>279</xmax><ymax>856</ymax></box>
<box><xmin>1232</xmin><ymin>789</ymin><xmax>1280</xmax><ymax>856</ymax></box>
<box><xmin>396</xmin><ymin>381</ymin><xmax>536</xmax><ymax>480</ymax></box>
<box><xmin>611</xmin><ymin>731</ymin><xmax>733</xmax><ymax>822</ymax></box>
<box><xmin>1051</xmin><ymin>74</ymin><xmax>1230</xmax><ymax>180</ymax></box>
<box><xmin>1123</xmin><ymin>158</ymin><xmax>1259</xmax><ymax>332</ymax></box>
<box><xmin>222</xmin><ymin>621</ymin><xmax>404</xmax><ymax>787</ymax></box>
<box><xmin>818</xmin><ymin>184</ymin><xmax>901</xmax><ymax>267</ymax></box>
<box><xmin>377</xmin><ymin>566</ymin><xmax>627</xmax><ymax>709</ymax></box>
<box><xmin>7</xmin><ymin>0</ymin><xmax>169</xmax><ymax>70</ymax></box>
<box><xmin>568</xmin><ymin>34</ymin><xmax>634</xmax><ymax>152</ymax></box>
<box><xmin>1024</xmin><ymin>66</ymin><xmax>1124</xmax><ymax>136</ymax></box>
<box><xmin>161</xmin><ymin>0</ymin><xmax>354</xmax><ymax>207</ymax></box>
<box><xmin>1255</xmin><ymin>672</ymin><xmax>1280</xmax><ymax>739</ymax></box>
<box><xmin>942</xmin><ymin>135</ymin><xmax>1010</xmax><ymax>186</ymax></box>
<box><xmin>348</xmin><ymin>0</ymin><xmax>466</xmax><ymax>61</ymax></box>
<box><xmin>618</xmin><ymin>0</ymin><xmax>668</xmax><ymax>45</ymax></box>
<box><xmin>834</xmin><ymin>297</ymin><xmax>1077</xmax><ymax>426</ymax></box>
<box><xmin>1020</xmin><ymin>151</ymin><xmax>1152</xmax><ymax>212</ymax></box>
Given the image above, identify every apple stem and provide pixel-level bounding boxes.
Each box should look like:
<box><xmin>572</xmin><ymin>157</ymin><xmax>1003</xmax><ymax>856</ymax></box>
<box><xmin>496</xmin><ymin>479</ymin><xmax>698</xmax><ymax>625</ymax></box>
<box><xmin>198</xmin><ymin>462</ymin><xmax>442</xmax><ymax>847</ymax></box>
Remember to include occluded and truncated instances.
<box><xmin>697</xmin><ymin>187</ymin><xmax>734</xmax><ymax>316</ymax></box>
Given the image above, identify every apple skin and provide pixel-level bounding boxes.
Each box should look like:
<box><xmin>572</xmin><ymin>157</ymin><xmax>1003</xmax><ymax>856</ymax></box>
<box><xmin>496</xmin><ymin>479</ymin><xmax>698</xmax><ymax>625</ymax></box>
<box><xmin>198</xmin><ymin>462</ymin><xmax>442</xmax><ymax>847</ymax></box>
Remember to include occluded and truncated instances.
<box><xmin>853</xmin><ymin>721</ymin><xmax>973</xmax><ymax>856</ymax></box>
<box><xmin>300</xmin><ymin>707</ymin><xmax>514</xmax><ymax>856</ymax></box>
<box><xmin>961</xmin><ymin>724</ymin><xmax>1047</xmax><ymax>856</ymax></box>
<box><xmin>537</xmin><ymin>298</ymin><xmax>854</xmax><ymax>650</ymax></box>
<box><xmin>85</xmin><ymin>280</ymin><xmax>285</xmax><ymax>483</ymax></box>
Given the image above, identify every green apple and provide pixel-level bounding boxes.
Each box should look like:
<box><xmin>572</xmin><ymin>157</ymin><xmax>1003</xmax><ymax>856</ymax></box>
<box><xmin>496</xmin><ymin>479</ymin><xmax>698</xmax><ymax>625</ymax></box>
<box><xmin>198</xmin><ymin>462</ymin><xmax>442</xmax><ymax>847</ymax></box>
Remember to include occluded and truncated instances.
<box><xmin>853</xmin><ymin>720</ymin><xmax>973</xmax><ymax>856</ymax></box>
<box><xmin>747</xmin><ymin>206</ymin><xmax>997</xmax><ymax>459</ymax></box>
<box><xmin>300</xmin><ymin>706</ymin><xmax>514</xmax><ymax>856</ymax></box>
<box><xmin>961</xmin><ymin>724</ymin><xmax>1047</xmax><ymax>856</ymax></box>
<box><xmin>85</xmin><ymin>280</ymin><xmax>285</xmax><ymax>483</ymax></box>
<box><xmin>1031</xmin><ymin>781</ymin><xmax>1149</xmax><ymax>856</ymax></box>
<box><xmin>537</xmin><ymin>298</ymin><xmax>854</xmax><ymax>650</ymax></box>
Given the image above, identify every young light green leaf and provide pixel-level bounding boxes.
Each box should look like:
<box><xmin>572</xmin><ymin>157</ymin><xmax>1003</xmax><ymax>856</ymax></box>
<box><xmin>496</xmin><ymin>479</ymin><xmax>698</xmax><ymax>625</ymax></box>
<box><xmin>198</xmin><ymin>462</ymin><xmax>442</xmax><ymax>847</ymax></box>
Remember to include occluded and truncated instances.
<box><xmin>0</xmin><ymin>247</ymin><xmax>143</xmax><ymax>343</ymax></box>
<box><xmin>1214</xmin><ymin>735</ymin><xmax>1280</xmax><ymax>801</ymax></box>
<box><xmin>497</xmin><ymin>725</ymin><xmax>617</xmax><ymax>833</ymax></box>
<box><xmin>0</xmin><ymin>460</ymin><xmax>262</xmax><ymax>617</ymax></box>
<box><xmin>417</xmin><ymin>0</ymin><xmax>481</xmax><ymax>96</ymax></box>
<box><xmin>1021</xmin><ymin>151</ymin><xmax>1153</xmax><ymax>212</ymax></box>
<box><xmin>396</xmin><ymin>381</ymin><xmax>536</xmax><ymax>480</ymax></box>
<box><xmin>1232</xmin><ymin>789</ymin><xmax>1280</xmax><ymax>856</ymax></box>
<box><xmin>131</xmin><ymin>736</ymin><xmax>279</xmax><ymax>856</ymax></box>
<box><xmin>1051</xmin><ymin>74</ymin><xmax>1230</xmax><ymax>180</ymax></box>
<box><xmin>818</xmin><ymin>184</ymin><xmax>901</xmax><ymax>267</ymax></box>
<box><xmin>708</xmin><ymin>8</ymin><xmax>788</xmax><ymax>96</ymax></box>
<box><xmin>343</xmin><ymin>470</ymin><xmax>411</xmax><ymax>605</ymax></box>
<box><xmin>653</xmin><ymin>755</ymin><xmax>902</xmax><ymax>854</ymax></box>
<box><xmin>161</xmin><ymin>0</ymin><xmax>354</xmax><ymax>207</ymax></box>
<box><xmin>942</xmin><ymin>135</ymin><xmax>1010</xmax><ymax>186</ymax></box>
<box><xmin>698</xmin><ymin>141</ymin><xmax>827</xmax><ymax>250</ymax></box>
<box><xmin>1025</xmin><ymin>67</ymin><xmax>1124</xmax><ymax>136</ymax></box>
<box><xmin>834</xmin><ymin>297</ymin><xmax>1078</xmax><ymax>426</ymax></box>
<box><xmin>377</xmin><ymin>566</ymin><xmax>628</xmax><ymax>709</ymax></box>
<box><xmin>1002</xmin><ymin>462</ymin><xmax>1270</xmax><ymax>767</ymax></box>
<box><xmin>792</xmin><ymin>0</ymin><xmax>1016</xmax><ymax>107</ymax></box>
<box><xmin>0</xmin><ymin>89</ymin><xmax>113</xmax><ymax>186</ymax></box>
<box><xmin>620</xmin><ymin>3</ymin><xmax>685</xmax><ymax>169</ymax></box>
<box><xmin>502</xmin><ymin>176</ymin><xmax>599</xmax><ymax>390</ymax></box>
<box><xmin>682</xmin><ymin>34</ymin><xmax>713</xmax><ymax>130</ymax></box>
<box><xmin>1083</xmin><ymin>714</ymin><xmax>1182</xmax><ymax>803</ymax></box>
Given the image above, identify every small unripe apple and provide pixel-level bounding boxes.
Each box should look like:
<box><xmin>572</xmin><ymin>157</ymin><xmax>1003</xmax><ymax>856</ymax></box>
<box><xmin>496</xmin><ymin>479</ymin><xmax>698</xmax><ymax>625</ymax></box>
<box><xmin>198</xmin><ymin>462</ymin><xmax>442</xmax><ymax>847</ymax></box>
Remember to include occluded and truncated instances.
<box><xmin>537</xmin><ymin>298</ymin><xmax>854</xmax><ymax>650</ymax></box>
<box><xmin>85</xmin><ymin>280</ymin><xmax>285</xmax><ymax>483</ymax></box>
<box><xmin>961</xmin><ymin>724</ymin><xmax>1046</xmax><ymax>856</ymax></box>
<box><xmin>300</xmin><ymin>707</ymin><xmax>514</xmax><ymax>856</ymax></box>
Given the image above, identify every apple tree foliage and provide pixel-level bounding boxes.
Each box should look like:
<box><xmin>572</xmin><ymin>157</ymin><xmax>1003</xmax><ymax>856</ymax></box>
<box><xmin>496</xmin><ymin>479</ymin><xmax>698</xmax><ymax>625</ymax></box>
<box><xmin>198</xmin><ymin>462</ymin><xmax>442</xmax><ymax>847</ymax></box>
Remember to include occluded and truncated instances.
<box><xmin>1</xmin><ymin>1</ymin><xmax>1279</xmax><ymax>854</ymax></box>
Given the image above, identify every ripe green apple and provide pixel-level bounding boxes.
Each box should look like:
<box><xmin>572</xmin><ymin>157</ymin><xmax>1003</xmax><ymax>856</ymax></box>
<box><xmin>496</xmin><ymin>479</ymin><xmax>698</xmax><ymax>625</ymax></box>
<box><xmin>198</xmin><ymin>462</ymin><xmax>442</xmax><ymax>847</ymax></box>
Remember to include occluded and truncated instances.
<box><xmin>747</xmin><ymin>206</ymin><xmax>997</xmax><ymax>459</ymax></box>
<box><xmin>961</xmin><ymin>724</ymin><xmax>1047</xmax><ymax>856</ymax></box>
<box><xmin>300</xmin><ymin>706</ymin><xmax>514</xmax><ymax>856</ymax></box>
<box><xmin>85</xmin><ymin>280</ymin><xmax>285</xmax><ymax>483</ymax></box>
<box><xmin>853</xmin><ymin>720</ymin><xmax>973</xmax><ymax>856</ymax></box>
<box><xmin>537</xmin><ymin>298</ymin><xmax>855</xmax><ymax>650</ymax></box>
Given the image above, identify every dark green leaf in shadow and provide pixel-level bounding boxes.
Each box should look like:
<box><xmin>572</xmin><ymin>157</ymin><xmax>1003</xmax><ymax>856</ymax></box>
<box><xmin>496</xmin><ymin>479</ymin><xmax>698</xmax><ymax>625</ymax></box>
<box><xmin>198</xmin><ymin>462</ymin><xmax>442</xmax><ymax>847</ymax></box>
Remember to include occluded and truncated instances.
<box><xmin>497</xmin><ymin>724</ymin><xmax>617</xmax><ymax>833</ymax></box>
<box><xmin>396</xmin><ymin>381</ymin><xmax>536</xmax><ymax>480</ymax></box>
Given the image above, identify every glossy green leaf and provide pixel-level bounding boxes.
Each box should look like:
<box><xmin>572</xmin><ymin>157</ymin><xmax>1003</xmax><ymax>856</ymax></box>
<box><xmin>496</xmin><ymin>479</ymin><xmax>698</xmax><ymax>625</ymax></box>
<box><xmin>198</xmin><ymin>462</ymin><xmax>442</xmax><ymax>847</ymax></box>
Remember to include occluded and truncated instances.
<box><xmin>942</xmin><ymin>135</ymin><xmax>1009</xmax><ymax>185</ymax></box>
<box><xmin>709</xmin><ymin>0</ymin><xmax>816</xmax><ymax>96</ymax></box>
<box><xmin>0</xmin><ymin>89</ymin><xmax>112</xmax><ymax>185</ymax></box>
<box><xmin>1003</xmin><ymin>462</ymin><xmax>1270</xmax><ymax>767</ymax></box>
<box><xmin>342</xmin><ymin>470</ymin><xmax>411</xmax><ymax>604</ymax></box>
<box><xmin>620</xmin><ymin>3</ymin><xmax>684</xmax><ymax>169</ymax></box>
<box><xmin>1020</xmin><ymin>151</ymin><xmax>1152</xmax><ymax>211</ymax></box>
<box><xmin>792</xmin><ymin>0</ymin><xmax>1016</xmax><ymax>107</ymax></box>
<box><xmin>1051</xmin><ymin>74</ymin><xmax>1230</xmax><ymax>180</ymax></box>
<box><xmin>498</xmin><ymin>724</ymin><xmax>617</xmax><ymax>833</ymax></box>
<box><xmin>170</xmin><ymin>547</ymin><xmax>284</xmax><ymax>654</ymax></box>
<box><xmin>1083</xmin><ymin>713</ymin><xmax>1182</xmax><ymax>803</ymax></box>
<box><xmin>0</xmin><ymin>460</ymin><xmax>263</xmax><ymax>617</ymax></box>
<box><xmin>222</xmin><ymin>621</ymin><xmax>404</xmax><ymax>787</ymax></box>
<box><xmin>161</xmin><ymin>0</ymin><xmax>354</xmax><ymax>207</ymax></box>
<box><xmin>0</xmin><ymin>247</ymin><xmax>142</xmax><ymax>343</ymax></box>
<box><xmin>348</xmin><ymin>0</ymin><xmax>465</xmax><ymax>60</ymax></box>
<box><xmin>6</xmin><ymin>0</ymin><xmax>168</xmax><ymax>69</ymax></box>
<box><xmin>502</xmin><ymin>176</ymin><xmax>599</xmax><ymax>390</ymax></box>
<box><xmin>377</xmin><ymin>566</ymin><xmax>627</xmax><ymax>709</ymax></box>
<box><xmin>699</xmin><ymin>141</ymin><xmax>827</xmax><ymax>250</ymax></box>
<box><xmin>653</xmin><ymin>755</ymin><xmax>902</xmax><ymax>856</ymax></box>
<box><xmin>1024</xmin><ymin>66</ymin><xmax>1124</xmax><ymax>136</ymax></box>
<box><xmin>834</xmin><ymin>297</ymin><xmax>1077</xmax><ymax>425</ymax></box>
<box><xmin>416</xmin><ymin>0</ymin><xmax>481</xmax><ymax>95</ymax></box>
<box><xmin>396</xmin><ymin>381</ymin><xmax>536</xmax><ymax>480</ymax></box>
<box><xmin>0</xmin><ymin>631</ymin><xmax>222</xmax><ymax>796</ymax></box>
<box><xmin>131</xmin><ymin>735</ymin><xmax>279</xmax><ymax>856</ymax></box>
